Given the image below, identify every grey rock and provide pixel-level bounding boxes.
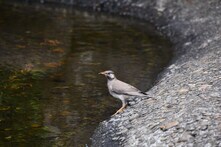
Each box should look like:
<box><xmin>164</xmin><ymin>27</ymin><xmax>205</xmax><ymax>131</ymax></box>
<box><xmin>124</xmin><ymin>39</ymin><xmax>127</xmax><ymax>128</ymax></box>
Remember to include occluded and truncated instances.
<box><xmin>178</xmin><ymin>132</ymin><xmax>192</xmax><ymax>143</ymax></box>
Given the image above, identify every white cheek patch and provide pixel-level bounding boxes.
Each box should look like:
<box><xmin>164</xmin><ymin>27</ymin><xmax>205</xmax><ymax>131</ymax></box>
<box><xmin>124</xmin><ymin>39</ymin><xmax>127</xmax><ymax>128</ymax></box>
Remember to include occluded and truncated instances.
<box><xmin>109</xmin><ymin>74</ymin><xmax>115</xmax><ymax>79</ymax></box>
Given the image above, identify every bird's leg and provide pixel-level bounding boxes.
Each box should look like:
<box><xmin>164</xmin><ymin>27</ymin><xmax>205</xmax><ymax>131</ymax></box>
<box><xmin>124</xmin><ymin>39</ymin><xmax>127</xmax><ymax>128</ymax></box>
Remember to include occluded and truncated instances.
<box><xmin>112</xmin><ymin>99</ymin><xmax>127</xmax><ymax>116</ymax></box>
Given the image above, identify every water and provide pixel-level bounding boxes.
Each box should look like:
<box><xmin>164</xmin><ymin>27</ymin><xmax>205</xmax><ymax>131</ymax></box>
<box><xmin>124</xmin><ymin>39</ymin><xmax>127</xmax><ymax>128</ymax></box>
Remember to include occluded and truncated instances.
<box><xmin>0</xmin><ymin>2</ymin><xmax>172</xmax><ymax>146</ymax></box>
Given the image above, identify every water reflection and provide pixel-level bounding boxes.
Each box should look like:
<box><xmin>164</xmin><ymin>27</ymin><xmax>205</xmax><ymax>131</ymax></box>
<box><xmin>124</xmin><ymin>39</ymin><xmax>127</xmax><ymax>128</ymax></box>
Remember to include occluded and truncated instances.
<box><xmin>0</xmin><ymin>2</ymin><xmax>172</xmax><ymax>146</ymax></box>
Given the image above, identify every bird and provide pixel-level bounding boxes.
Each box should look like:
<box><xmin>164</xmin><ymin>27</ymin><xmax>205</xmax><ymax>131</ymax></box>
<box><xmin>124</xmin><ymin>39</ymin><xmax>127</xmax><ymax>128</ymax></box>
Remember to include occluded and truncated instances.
<box><xmin>99</xmin><ymin>70</ymin><xmax>148</xmax><ymax>115</ymax></box>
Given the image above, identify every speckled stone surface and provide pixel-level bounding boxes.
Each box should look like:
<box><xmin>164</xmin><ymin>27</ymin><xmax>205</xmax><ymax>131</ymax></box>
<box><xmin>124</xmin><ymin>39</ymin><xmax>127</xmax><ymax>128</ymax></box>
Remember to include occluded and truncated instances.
<box><xmin>38</xmin><ymin>0</ymin><xmax>221</xmax><ymax>146</ymax></box>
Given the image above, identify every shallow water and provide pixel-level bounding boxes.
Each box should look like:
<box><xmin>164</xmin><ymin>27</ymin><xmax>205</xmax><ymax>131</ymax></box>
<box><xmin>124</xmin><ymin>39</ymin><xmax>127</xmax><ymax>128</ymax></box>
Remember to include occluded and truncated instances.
<box><xmin>0</xmin><ymin>2</ymin><xmax>172</xmax><ymax>146</ymax></box>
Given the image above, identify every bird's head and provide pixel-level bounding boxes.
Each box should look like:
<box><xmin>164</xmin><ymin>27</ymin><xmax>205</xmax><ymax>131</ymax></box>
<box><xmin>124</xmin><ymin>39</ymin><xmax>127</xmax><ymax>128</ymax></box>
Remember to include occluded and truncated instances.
<box><xmin>99</xmin><ymin>70</ymin><xmax>116</xmax><ymax>80</ymax></box>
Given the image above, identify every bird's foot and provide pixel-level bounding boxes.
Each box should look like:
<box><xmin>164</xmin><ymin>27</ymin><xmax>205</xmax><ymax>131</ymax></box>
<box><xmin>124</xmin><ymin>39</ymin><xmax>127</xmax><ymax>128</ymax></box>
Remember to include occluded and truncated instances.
<box><xmin>112</xmin><ymin>108</ymin><xmax>124</xmax><ymax>116</ymax></box>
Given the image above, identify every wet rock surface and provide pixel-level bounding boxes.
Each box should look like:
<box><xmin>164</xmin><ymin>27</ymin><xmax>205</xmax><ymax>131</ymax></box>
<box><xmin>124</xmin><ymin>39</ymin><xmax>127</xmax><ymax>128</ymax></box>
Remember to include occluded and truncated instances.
<box><xmin>25</xmin><ymin>0</ymin><xmax>221</xmax><ymax>146</ymax></box>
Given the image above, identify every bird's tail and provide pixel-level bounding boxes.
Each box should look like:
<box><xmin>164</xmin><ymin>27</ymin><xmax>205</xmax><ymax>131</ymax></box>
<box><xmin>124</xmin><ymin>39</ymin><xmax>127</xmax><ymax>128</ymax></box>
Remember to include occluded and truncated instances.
<box><xmin>140</xmin><ymin>91</ymin><xmax>152</xmax><ymax>99</ymax></box>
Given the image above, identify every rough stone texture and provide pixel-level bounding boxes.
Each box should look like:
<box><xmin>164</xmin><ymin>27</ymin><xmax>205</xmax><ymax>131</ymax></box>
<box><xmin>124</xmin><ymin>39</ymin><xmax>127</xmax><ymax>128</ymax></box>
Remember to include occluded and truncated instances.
<box><xmin>33</xmin><ymin>0</ymin><xmax>221</xmax><ymax>146</ymax></box>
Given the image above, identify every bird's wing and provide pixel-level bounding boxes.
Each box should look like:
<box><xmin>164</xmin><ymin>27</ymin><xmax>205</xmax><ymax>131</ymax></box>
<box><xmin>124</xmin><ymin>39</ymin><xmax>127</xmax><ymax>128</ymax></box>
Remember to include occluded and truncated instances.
<box><xmin>112</xmin><ymin>80</ymin><xmax>147</xmax><ymax>97</ymax></box>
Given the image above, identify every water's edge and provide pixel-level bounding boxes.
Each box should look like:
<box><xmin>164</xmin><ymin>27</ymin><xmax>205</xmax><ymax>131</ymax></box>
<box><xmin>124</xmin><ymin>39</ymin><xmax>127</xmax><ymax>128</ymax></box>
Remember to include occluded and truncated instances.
<box><xmin>9</xmin><ymin>0</ymin><xmax>221</xmax><ymax>146</ymax></box>
<box><xmin>70</xmin><ymin>1</ymin><xmax>221</xmax><ymax>146</ymax></box>
<box><xmin>0</xmin><ymin>1</ymin><xmax>172</xmax><ymax>146</ymax></box>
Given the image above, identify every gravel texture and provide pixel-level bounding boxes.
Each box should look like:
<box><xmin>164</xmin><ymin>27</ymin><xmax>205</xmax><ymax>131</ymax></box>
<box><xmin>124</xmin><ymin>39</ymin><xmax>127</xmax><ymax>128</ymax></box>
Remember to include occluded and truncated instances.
<box><xmin>34</xmin><ymin>0</ymin><xmax>221</xmax><ymax>146</ymax></box>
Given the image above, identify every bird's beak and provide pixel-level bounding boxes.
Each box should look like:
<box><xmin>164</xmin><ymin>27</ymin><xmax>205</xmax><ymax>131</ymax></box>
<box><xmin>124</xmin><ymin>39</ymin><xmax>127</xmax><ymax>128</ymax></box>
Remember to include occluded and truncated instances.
<box><xmin>99</xmin><ymin>71</ymin><xmax>105</xmax><ymax>75</ymax></box>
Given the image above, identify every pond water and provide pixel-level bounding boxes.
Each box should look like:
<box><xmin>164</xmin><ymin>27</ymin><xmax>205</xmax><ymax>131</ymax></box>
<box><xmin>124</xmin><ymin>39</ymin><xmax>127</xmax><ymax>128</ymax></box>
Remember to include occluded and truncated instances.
<box><xmin>0</xmin><ymin>2</ymin><xmax>172</xmax><ymax>146</ymax></box>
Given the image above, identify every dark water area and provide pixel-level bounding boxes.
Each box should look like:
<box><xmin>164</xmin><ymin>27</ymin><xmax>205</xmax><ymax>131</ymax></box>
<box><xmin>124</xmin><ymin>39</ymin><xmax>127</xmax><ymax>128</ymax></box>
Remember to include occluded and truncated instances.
<box><xmin>0</xmin><ymin>2</ymin><xmax>172</xmax><ymax>146</ymax></box>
